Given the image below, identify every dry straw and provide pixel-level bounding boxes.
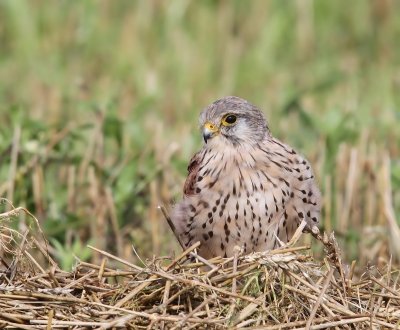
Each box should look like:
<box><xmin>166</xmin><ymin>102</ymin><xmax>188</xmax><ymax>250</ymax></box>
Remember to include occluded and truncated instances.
<box><xmin>0</xmin><ymin>201</ymin><xmax>399</xmax><ymax>329</ymax></box>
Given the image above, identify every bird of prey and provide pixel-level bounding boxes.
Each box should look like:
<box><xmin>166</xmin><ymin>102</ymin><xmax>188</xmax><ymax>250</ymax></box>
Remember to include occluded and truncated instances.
<box><xmin>171</xmin><ymin>96</ymin><xmax>321</xmax><ymax>259</ymax></box>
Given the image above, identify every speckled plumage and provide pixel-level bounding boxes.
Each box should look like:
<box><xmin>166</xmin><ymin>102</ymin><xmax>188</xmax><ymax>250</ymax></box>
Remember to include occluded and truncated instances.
<box><xmin>172</xmin><ymin>96</ymin><xmax>321</xmax><ymax>259</ymax></box>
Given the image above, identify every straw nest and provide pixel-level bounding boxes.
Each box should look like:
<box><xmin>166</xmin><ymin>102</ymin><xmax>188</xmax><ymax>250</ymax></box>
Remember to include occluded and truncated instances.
<box><xmin>1</xmin><ymin>202</ymin><xmax>400</xmax><ymax>329</ymax></box>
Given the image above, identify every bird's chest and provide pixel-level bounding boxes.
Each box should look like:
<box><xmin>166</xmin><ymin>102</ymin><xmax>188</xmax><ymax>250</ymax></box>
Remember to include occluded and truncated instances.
<box><xmin>189</xmin><ymin>150</ymin><xmax>291</xmax><ymax>256</ymax></box>
<box><xmin>196</xmin><ymin>148</ymin><xmax>285</xmax><ymax>203</ymax></box>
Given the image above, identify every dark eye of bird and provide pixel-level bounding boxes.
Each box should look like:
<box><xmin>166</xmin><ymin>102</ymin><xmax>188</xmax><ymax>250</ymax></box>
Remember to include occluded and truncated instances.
<box><xmin>225</xmin><ymin>115</ymin><xmax>237</xmax><ymax>124</ymax></box>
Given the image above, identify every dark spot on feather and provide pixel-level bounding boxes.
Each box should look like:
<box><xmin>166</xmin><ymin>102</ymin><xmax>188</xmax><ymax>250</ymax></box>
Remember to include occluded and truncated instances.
<box><xmin>224</xmin><ymin>194</ymin><xmax>230</xmax><ymax>203</ymax></box>
<box><xmin>209</xmin><ymin>180</ymin><xmax>217</xmax><ymax>188</ymax></box>
<box><xmin>198</xmin><ymin>200</ymin><xmax>209</xmax><ymax>208</ymax></box>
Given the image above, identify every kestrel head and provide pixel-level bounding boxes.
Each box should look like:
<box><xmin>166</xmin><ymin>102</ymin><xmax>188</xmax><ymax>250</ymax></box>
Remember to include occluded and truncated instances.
<box><xmin>199</xmin><ymin>96</ymin><xmax>269</xmax><ymax>146</ymax></box>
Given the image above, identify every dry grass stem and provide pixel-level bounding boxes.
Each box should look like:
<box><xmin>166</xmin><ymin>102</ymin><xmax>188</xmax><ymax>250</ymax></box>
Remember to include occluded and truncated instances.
<box><xmin>1</xmin><ymin>204</ymin><xmax>399</xmax><ymax>328</ymax></box>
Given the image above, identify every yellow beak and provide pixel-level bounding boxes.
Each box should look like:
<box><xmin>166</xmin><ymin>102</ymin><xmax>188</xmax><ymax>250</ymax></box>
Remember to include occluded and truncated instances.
<box><xmin>202</xmin><ymin>122</ymin><xmax>219</xmax><ymax>143</ymax></box>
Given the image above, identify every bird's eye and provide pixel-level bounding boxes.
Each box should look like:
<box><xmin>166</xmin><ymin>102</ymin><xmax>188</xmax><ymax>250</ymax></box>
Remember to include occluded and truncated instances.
<box><xmin>222</xmin><ymin>114</ymin><xmax>237</xmax><ymax>126</ymax></box>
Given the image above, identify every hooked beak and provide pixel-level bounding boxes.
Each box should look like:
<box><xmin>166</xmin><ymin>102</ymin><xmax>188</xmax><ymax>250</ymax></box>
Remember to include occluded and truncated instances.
<box><xmin>202</xmin><ymin>122</ymin><xmax>219</xmax><ymax>143</ymax></box>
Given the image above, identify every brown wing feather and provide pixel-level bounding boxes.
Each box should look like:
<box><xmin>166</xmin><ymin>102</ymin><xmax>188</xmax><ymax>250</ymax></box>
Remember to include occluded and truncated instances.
<box><xmin>183</xmin><ymin>151</ymin><xmax>202</xmax><ymax>196</ymax></box>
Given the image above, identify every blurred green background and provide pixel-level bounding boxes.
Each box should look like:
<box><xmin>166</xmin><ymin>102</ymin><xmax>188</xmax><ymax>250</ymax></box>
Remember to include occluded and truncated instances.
<box><xmin>0</xmin><ymin>0</ymin><xmax>399</xmax><ymax>269</ymax></box>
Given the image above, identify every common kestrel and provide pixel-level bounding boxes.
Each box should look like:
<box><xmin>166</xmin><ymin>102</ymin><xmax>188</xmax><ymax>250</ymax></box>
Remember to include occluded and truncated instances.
<box><xmin>172</xmin><ymin>96</ymin><xmax>321</xmax><ymax>259</ymax></box>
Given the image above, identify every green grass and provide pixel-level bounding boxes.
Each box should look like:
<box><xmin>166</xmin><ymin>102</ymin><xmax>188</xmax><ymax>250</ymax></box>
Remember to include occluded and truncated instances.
<box><xmin>0</xmin><ymin>0</ymin><xmax>399</xmax><ymax>269</ymax></box>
